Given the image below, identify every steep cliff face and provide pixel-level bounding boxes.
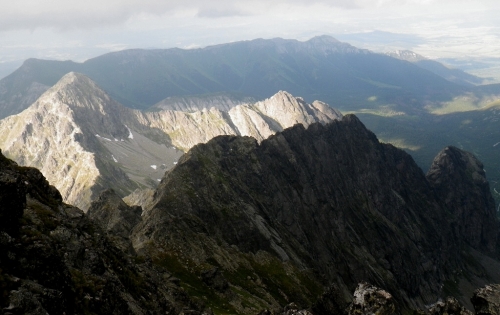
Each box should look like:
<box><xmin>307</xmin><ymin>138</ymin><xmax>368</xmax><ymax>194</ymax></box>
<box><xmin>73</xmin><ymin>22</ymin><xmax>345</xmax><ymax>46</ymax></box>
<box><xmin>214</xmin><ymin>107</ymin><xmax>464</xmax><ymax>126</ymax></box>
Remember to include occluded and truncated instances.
<box><xmin>426</xmin><ymin>146</ymin><xmax>498</xmax><ymax>253</ymax></box>
<box><xmin>131</xmin><ymin>115</ymin><xmax>499</xmax><ymax>311</ymax></box>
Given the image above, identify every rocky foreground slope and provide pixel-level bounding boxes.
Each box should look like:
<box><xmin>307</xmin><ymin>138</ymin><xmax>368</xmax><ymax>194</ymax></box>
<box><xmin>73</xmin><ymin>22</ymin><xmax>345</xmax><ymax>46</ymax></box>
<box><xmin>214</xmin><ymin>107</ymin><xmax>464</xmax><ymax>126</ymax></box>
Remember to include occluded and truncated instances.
<box><xmin>1</xmin><ymin>115</ymin><xmax>500</xmax><ymax>314</ymax></box>
<box><xmin>0</xmin><ymin>72</ymin><xmax>341</xmax><ymax>209</ymax></box>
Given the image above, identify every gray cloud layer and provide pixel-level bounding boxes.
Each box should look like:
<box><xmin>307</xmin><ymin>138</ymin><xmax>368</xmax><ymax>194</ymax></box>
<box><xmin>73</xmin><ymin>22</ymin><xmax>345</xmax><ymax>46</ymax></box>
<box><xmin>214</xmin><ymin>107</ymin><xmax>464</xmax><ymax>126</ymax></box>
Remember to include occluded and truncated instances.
<box><xmin>1</xmin><ymin>0</ymin><xmax>496</xmax><ymax>31</ymax></box>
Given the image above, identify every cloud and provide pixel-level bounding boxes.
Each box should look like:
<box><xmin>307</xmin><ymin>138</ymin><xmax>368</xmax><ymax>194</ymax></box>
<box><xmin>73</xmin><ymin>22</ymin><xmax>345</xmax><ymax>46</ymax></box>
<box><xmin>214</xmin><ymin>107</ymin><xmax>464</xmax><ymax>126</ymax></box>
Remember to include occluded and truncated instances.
<box><xmin>3</xmin><ymin>0</ymin><xmax>495</xmax><ymax>32</ymax></box>
<box><xmin>196</xmin><ymin>8</ymin><xmax>251</xmax><ymax>18</ymax></box>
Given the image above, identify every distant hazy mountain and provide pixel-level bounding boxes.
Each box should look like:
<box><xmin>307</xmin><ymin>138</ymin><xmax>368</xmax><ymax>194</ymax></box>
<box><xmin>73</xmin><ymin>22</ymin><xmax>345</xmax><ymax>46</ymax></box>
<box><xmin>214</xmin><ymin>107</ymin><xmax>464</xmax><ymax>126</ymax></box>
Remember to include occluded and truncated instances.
<box><xmin>0</xmin><ymin>35</ymin><xmax>464</xmax><ymax>119</ymax></box>
<box><xmin>386</xmin><ymin>50</ymin><xmax>484</xmax><ymax>86</ymax></box>
<box><xmin>0</xmin><ymin>73</ymin><xmax>341</xmax><ymax>209</ymax></box>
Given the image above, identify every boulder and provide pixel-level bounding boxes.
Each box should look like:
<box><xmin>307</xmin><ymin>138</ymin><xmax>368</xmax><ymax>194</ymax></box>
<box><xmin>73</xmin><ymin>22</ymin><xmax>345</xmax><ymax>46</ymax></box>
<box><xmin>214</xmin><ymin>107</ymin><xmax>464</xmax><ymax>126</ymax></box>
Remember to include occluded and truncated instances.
<box><xmin>471</xmin><ymin>284</ymin><xmax>500</xmax><ymax>315</ymax></box>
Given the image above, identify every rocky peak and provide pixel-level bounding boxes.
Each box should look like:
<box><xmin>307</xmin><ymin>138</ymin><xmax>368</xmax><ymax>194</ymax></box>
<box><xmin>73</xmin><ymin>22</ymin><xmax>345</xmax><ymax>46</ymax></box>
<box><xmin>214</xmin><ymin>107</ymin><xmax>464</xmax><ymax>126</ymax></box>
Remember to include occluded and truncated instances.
<box><xmin>0</xmin><ymin>72</ymin><xmax>138</xmax><ymax>209</ymax></box>
<box><xmin>133</xmin><ymin>114</ymin><xmax>469</xmax><ymax>310</ymax></box>
<box><xmin>38</xmin><ymin>72</ymin><xmax>129</xmax><ymax>138</ymax></box>
<box><xmin>426</xmin><ymin>146</ymin><xmax>498</xmax><ymax>252</ymax></box>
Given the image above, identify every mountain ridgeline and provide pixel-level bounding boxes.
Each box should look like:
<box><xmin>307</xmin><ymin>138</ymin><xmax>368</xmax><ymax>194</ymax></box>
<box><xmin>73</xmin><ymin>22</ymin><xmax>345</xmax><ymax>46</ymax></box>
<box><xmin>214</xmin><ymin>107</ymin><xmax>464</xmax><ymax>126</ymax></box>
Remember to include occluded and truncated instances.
<box><xmin>0</xmin><ymin>35</ymin><xmax>471</xmax><ymax>119</ymax></box>
<box><xmin>129</xmin><ymin>115</ymin><xmax>500</xmax><ymax>312</ymax></box>
<box><xmin>1</xmin><ymin>113</ymin><xmax>500</xmax><ymax>314</ymax></box>
<box><xmin>3</xmin><ymin>36</ymin><xmax>500</xmax><ymax>206</ymax></box>
<box><xmin>386</xmin><ymin>50</ymin><xmax>484</xmax><ymax>86</ymax></box>
<box><xmin>0</xmin><ymin>72</ymin><xmax>341</xmax><ymax>209</ymax></box>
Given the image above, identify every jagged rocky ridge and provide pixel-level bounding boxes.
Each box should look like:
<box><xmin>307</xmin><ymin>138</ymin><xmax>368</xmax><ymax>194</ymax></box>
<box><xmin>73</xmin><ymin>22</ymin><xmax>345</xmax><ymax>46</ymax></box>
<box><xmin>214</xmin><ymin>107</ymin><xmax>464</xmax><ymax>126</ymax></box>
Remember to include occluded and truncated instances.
<box><xmin>128</xmin><ymin>115</ymin><xmax>500</xmax><ymax>312</ymax></box>
<box><xmin>1</xmin><ymin>114</ymin><xmax>500</xmax><ymax>314</ymax></box>
<box><xmin>0</xmin><ymin>72</ymin><xmax>341</xmax><ymax>209</ymax></box>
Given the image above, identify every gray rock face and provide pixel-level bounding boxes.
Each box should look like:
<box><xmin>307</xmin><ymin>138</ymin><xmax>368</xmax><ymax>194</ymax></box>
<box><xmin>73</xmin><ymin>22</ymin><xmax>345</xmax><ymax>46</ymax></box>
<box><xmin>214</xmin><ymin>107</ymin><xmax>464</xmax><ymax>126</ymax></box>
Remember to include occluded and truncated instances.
<box><xmin>0</xmin><ymin>73</ymin><xmax>341</xmax><ymax>210</ymax></box>
<box><xmin>0</xmin><ymin>72</ymin><xmax>138</xmax><ymax>209</ymax></box>
<box><xmin>132</xmin><ymin>115</ymin><xmax>499</xmax><ymax>311</ymax></box>
<box><xmin>426</xmin><ymin>146</ymin><xmax>498</xmax><ymax>253</ymax></box>
<box><xmin>348</xmin><ymin>282</ymin><xmax>395</xmax><ymax>315</ymax></box>
<box><xmin>87</xmin><ymin>189</ymin><xmax>142</xmax><ymax>253</ymax></box>
<box><xmin>471</xmin><ymin>284</ymin><xmax>500</xmax><ymax>315</ymax></box>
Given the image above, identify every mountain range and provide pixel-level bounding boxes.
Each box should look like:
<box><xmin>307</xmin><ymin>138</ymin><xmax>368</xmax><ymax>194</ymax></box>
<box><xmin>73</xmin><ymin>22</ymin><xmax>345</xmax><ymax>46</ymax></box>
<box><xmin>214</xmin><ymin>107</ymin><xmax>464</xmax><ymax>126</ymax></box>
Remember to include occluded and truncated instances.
<box><xmin>1</xmin><ymin>113</ymin><xmax>499</xmax><ymax>314</ymax></box>
<box><xmin>0</xmin><ymin>35</ymin><xmax>478</xmax><ymax>119</ymax></box>
<box><xmin>0</xmin><ymin>72</ymin><xmax>341</xmax><ymax>209</ymax></box>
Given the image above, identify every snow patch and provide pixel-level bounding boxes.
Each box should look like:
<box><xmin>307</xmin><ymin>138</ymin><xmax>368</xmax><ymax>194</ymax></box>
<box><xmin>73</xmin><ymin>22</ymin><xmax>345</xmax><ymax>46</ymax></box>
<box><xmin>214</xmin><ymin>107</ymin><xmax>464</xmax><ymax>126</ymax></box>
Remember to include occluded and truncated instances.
<box><xmin>150</xmin><ymin>165</ymin><xmax>157</xmax><ymax>170</ymax></box>
<box><xmin>125</xmin><ymin>125</ymin><xmax>134</xmax><ymax>139</ymax></box>
<box><xmin>157</xmin><ymin>179</ymin><xmax>161</xmax><ymax>182</ymax></box>
<box><xmin>173</xmin><ymin>162</ymin><xmax>178</xmax><ymax>165</ymax></box>
<box><xmin>95</xmin><ymin>134</ymin><xmax>111</xmax><ymax>141</ymax></box>
<box><xmin>112</xmin><ymin>155</ymin><xmax>118</xmax><ymax>163</ymax></box>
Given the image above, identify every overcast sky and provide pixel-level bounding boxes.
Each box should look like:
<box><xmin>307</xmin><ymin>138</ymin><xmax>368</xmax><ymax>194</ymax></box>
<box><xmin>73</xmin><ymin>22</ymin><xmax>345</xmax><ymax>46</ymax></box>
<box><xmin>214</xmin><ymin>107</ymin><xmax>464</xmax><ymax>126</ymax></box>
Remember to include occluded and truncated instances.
<box><xmin>0</xmin><ymin>0</ymin><xmax>499</xmax><ymax>68</ymax></box>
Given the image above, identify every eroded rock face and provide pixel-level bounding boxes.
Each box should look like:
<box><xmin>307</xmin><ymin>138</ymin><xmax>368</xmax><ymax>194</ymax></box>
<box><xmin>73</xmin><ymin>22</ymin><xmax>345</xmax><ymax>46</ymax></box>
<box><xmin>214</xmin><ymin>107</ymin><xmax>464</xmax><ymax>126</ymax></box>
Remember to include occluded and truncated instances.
<box><xmin>426</xmin><ymin>146</ymin><xmax>498</xmax><ymax>252</ymax></box>
<box><xmin>348</xmin><ymin>282</ymin><xmax>395</xmax><ymax>315</ymax></box>
<box><xmin>471</xmin><ymin>284</ymin><xmax>500</xmax><ymax>315</ymax></box>
<box><xmin>133</xmin><ymin>115</ymin><xmax>491</xmax><ymax>310</ymax></box>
